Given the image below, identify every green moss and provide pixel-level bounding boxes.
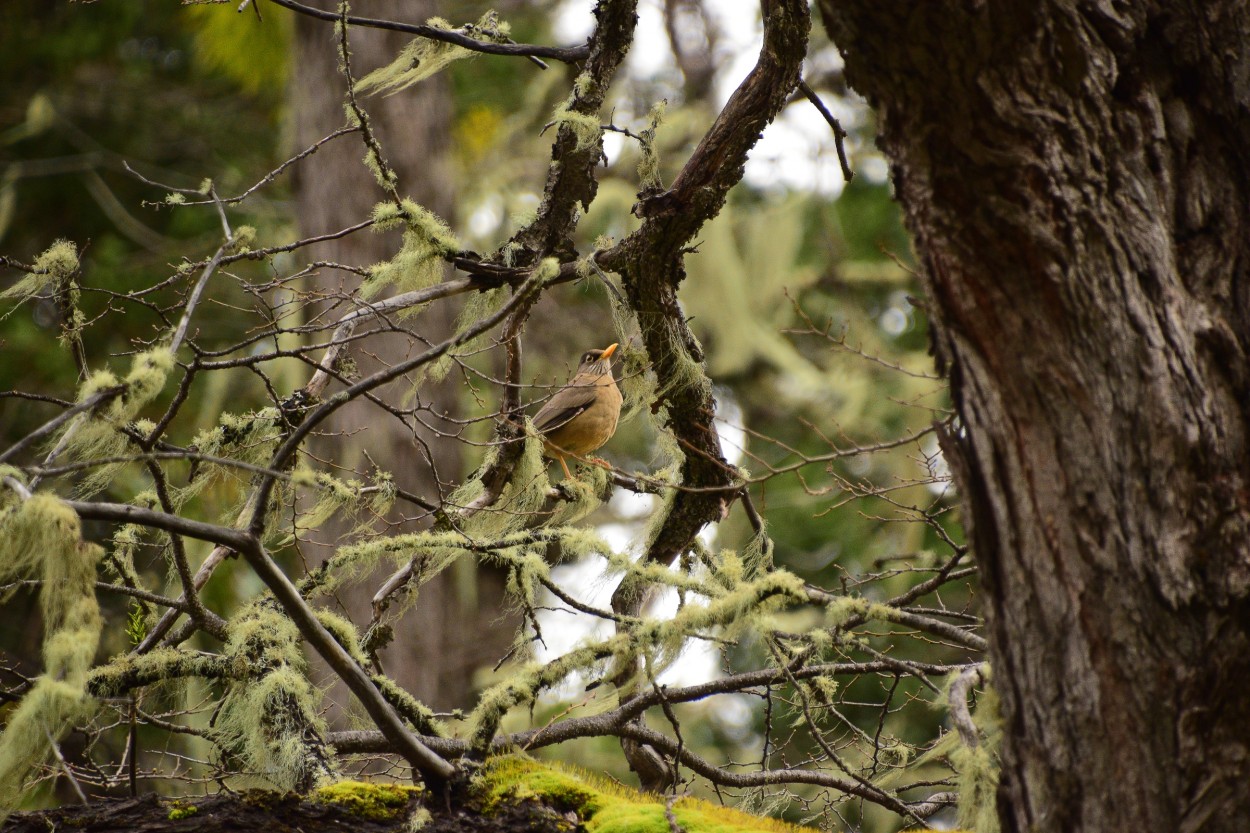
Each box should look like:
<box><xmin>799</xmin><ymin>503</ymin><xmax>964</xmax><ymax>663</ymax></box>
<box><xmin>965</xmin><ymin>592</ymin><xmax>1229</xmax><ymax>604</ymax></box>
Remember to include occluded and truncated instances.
<box><xmin>481</xmin><ymin>757</ymin><xmax>818</xmax><ymax>833</ymax></box>
<box><xmin>313</xmin><ymin>780</ymin><xmax>422</xmax><ymax>820</ymax></box>
<box><xmin>167</xmin><ymin>802</ymin><xmax>198</xmax><ymax>821</ymax></box>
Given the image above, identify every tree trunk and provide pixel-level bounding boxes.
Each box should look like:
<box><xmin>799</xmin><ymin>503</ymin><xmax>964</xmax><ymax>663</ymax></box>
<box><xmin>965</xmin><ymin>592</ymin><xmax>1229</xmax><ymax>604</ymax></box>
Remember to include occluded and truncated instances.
<box><xmin>291</xmin><ymin>2</ymin><xmax>516</xmax><ymax>712</ymax></box>
<box><xmin>819</xmin><ymin>3</ymin><xmax>1250</xmax><ymax>832</ymax></box>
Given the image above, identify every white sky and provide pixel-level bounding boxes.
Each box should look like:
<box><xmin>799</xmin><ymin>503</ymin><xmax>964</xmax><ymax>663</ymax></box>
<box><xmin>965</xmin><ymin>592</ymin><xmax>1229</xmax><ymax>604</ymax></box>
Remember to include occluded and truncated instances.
<box><xmin>554</xmin><ymin>0</ymin><xmax>864</xmax><ymax>197</ymax></box>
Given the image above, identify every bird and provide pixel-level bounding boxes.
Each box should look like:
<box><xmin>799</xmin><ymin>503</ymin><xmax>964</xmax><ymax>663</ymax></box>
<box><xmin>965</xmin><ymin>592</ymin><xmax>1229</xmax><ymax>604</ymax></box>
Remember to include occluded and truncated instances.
<box><xmin>532</xmin><ymin>343</ymin><xmax>623</xmax><ymax>479</ymax></box>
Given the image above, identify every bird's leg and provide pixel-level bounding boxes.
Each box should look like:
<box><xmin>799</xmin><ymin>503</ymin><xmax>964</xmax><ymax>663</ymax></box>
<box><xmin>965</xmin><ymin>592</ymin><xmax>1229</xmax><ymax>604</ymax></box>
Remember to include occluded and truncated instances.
<box><xmin>586</xmin><ymin>456</ymin><xmax>612</xmax><ymax>471</ymax></box>
<box><xmin>558</xmin><ymin>455</ymin><xmax>573</xmax><ymax>480</ymax></box>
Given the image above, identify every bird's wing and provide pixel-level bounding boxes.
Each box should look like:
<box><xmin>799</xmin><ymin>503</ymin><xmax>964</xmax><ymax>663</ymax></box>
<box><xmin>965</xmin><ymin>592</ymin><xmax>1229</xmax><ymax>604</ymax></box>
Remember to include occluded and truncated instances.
<box><xmin>533</xmin><ymin>383</ymin><xmax>598</xmax><ymax>434</ymax></box>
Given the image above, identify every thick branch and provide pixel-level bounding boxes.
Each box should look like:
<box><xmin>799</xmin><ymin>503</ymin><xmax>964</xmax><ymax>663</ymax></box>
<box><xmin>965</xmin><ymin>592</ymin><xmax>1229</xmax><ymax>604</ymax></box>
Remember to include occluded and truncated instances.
<box><xmin>67</xmin><ymin>501</ymin><xmax>253</xmax><ymax>551</ymax></box>
<box><xmin>604</xmin><ymin>0</ymin><xmax>809</xmax><ymax>594</ymax></box>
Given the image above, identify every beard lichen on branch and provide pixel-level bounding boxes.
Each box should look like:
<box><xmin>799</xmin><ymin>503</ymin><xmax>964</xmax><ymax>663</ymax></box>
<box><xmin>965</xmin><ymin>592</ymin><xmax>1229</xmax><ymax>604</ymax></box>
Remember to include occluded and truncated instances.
<box><xmin>53</xmin><ymin>347</ymin><xmax>174</xmax><ymax>498</ymax></box>
<box><xmin>1</xmin><ymin>239</ymin><xmax>84</xmax><ymax>358</ymax></box>
<box><xmin>0</xmin><ymin>492</ymin><xmax>103</xmax><ymax>817</ymax></box>
<box><xmin>354</xmin><ymin>12</ymin><xmax>511</xmax><ymax>97</ymax></box>
<box><xmin>212</xmin><ymin>600</ymin><xmax>334</xmax><ymax>791</ymax></box>
<box><xmin>421</xmin><ymin>258</ymin><xmax>560</xmax><ymax>384</ymax></box>
<box><xmin>0</xmin><ymin>238</ymin><xmax>79</xmax><ymax>305</ymax></box>
<box><xmin>550</xmin><ymin>73</ymin><xmax>606</xmax><ymax>152</ymax></box>
<box><xmin>361</xmin><ymin>199</ymin><xmax>461</xmax><ymax>299</ymax></box>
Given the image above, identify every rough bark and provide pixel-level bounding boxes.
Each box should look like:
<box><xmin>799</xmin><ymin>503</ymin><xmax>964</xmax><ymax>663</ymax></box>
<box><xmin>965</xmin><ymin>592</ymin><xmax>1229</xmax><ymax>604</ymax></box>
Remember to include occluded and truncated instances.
<box><xmin>291</xmin><ymin>2</ymin><xmax>514</xmax><ymax>712</ymax></box>
<box><xmin>819</xmin><ymin>2</ymin><xmax>1250</xmax><ymax>832</ymax></box>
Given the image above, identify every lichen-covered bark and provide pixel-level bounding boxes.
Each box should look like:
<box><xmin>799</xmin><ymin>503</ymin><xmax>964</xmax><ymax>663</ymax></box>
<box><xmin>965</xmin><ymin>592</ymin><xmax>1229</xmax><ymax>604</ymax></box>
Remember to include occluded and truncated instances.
<box><xmin>605</xmin><ymin>0</ymin><xmax>810</xmax><ymax>591</ymax></box>
<box><xmin>819</xmin><ymin>2</ymin><xmax>1250</xmax><ymax>831</ymax></box>
<box><xmin>507</xmin><ymin>0</ymin><xmax>639</xmax><ymax>264</ymax></box>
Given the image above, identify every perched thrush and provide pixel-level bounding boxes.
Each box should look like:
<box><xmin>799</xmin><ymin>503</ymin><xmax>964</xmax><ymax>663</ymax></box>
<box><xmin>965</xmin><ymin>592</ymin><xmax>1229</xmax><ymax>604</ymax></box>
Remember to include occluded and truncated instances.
<box><xmin>533</xmin><ymin>343</ymin><xmax>623</xmax><ymax>479</ymax></box>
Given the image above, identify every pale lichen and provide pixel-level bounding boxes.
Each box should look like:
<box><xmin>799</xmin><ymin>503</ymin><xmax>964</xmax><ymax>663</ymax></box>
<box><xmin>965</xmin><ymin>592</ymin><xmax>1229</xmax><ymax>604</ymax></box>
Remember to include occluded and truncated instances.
<box><xmin>363</xmin><ymin>200</ymin><xmax>460</xmax><ymax>298</ymax></box>
<box><xmin>636</xmin><ymin>99</ymin><xmax>667</xmax><ymax>189</ymax></box>
<box><xmin>1</xmin><ymin>239</ymin><xmax>78</xmax><ymax>304</ymax></box>
<box><xmin>214</xmin><ymin>603</ymin><xmax>332</xmax><ymax>790</ymax></box>
<box><xmin>356</xmin><ymin>13</ymin><xmax>508</xmax><ymax>96</ymax></box>
<box><xmin>0</xmin><ymin>494</ymin><xmax>102</xmax><ymax>817</ymax></box>
<box><xmin>550</xmin><ymin>74</ymin><xmax>603</xmax><ymax>152</ymax></box>
<box><xmin>58</xmin><ymin>347</ymin><xmax>174</xmax><ymax>497</ymax></box>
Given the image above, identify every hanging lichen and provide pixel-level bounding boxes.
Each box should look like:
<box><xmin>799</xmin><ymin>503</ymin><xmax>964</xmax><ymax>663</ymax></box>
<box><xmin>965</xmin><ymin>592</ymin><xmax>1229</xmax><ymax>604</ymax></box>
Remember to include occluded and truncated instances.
<box><xmin>0</xmin><ymin>494</ymin><xmax>102</xmax><ymax>818</ymax></box>
<box><xmin>362</xmin><ymin>199</ymin><xmax>460</xmax><ymax>299</ymax></box>
<box><xmin>421</xmin><ymin>257</ymin><xmax>558</xmax><ymax>387</ymax></box>
<box><xmin>607</xmin><ymin>299</ymin><xmax>656</xmax><ymax>428</ymax></box>
<box><xmin>365</xmin><ymin>468</ymin><xmax>397</xmax><ymax>519</ymax></box>
<box><xmin>740</xmin><ymin>522</ymin><xmax>776</xmax><ymax>576</ymax></box>
<box><xmin>56</xmin><ymin>347</ymin><xmax>174</xmax><ymax>497</ymax></box>
<box><xmin>466</xmin><ymin>637</ymin><xmax>625</xmax><ymax>753</ymax></box>
<box><xmin>0</xmin><ymin>238</ymin><xmax>78</xmax><ymax>305</ymax></box>
<box><xmin>950</xmin><ymin>677</ymin><xmax>1001</xmax><ymax>833</ymax></box>
<box><xmin>295</xmin><ymin>470</ymin><xmax>364</xmax><ymax>531</ymax></box>
<box><xmin>550</xmin><ymin>73</ymin><xmax>603</xmax><ymax>152</ymax></box>
<box><xmin>636</xmin><ymin>100</ymin><xmax>667</xmax><ymax>190</ymax></box>
<box><xmin>543</xmin><ymin>462</ymin><xmax>612</xmax><ymax>527</ymax></box>
<box><xmin>103</xmin><ymin>521</ymin><xmax>150</xmax><ymax>594</ymax></box>
<box><xmin>422</xmin><ymin>285</ymin><xmax>508</xmax><ymax>383</ymax></box>
<box><xmin>644</xmin><ymin>566</ymin><xmax>807</xmax><ymax>677</ymax></box>
<box><xmin>177</xmin><ymin>406</ymin><xmax>286</xmax><ymax>511</ymax></box>
<box><xmin>356</xmin><ymin>13</ymin><xmax>509</xmax><ymax>97</ymax></box>
<box><xmin>302</xmin><ymin>528</ymin><xmax>466</xmax><ymax>601</ymax></box>
<box><xmin>213</xmin><ymin>602</ymin><xmax>333</xmax><ymax>791</ymax></box>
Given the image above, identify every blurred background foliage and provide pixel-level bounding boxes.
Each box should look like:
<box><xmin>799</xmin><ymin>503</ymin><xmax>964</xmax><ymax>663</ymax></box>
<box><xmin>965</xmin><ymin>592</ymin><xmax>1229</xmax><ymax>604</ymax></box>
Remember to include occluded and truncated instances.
<box><xmin>1</xmin><ymin>2</ymin><xmax>969</xmax><ymax>830</ymax></box>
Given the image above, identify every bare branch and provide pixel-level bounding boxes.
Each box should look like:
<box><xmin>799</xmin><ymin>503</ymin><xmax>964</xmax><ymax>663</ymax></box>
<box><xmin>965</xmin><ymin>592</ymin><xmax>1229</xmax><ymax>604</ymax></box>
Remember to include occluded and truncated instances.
<box><xmin>265</xmin><ymin>0</ymin><xmax>589</xmax><ymax>64</ymax></box>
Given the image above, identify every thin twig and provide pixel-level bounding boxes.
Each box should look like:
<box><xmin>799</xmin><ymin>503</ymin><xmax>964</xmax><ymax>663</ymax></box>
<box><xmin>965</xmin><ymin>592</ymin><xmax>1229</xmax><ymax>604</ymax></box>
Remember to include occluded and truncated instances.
<box><xmin>45</xmin><ymin>730</ymin><xmax>89</xmax><ymax>805</ymax></box>
<box><xmin>798</xmin><ymin>79</ymin><xmax>854</xmax><ymax>182</ymax></box>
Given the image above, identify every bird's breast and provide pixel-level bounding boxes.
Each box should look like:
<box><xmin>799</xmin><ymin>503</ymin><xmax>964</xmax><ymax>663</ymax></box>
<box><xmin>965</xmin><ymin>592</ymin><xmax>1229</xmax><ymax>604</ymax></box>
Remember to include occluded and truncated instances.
<box><xmin>543</xmin><ymin>376</ymin><xmax>622</xmax><ymax>456</ymax></box>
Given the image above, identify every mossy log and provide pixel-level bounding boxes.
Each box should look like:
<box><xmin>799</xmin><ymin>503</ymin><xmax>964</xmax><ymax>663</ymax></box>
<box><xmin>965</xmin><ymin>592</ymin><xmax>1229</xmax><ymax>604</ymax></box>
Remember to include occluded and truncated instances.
<box><xmin>1</xmin><ymin>760</ymin><xmax>959</xmax><ymax>833</ymax></box>
<box><xmin>0</xmin><ymin>782</ymin><xmax>568</xmax><ymax>833</ymax></box>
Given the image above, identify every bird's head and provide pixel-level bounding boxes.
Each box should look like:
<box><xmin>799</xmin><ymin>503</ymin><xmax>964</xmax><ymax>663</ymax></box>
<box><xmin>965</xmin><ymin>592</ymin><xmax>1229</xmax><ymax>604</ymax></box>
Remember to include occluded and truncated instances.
<box><xmin>577</xmin><ymin>343</ymin><xmax>618</xmax><ymax>376</ymax></box>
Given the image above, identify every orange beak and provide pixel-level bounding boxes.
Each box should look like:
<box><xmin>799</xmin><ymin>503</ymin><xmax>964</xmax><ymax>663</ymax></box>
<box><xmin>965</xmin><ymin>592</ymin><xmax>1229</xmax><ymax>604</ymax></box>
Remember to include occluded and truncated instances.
<box><xmin>600</xmin><ymin>343</ymin><xmax>618</xmax><ymax>359</ymax></box>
